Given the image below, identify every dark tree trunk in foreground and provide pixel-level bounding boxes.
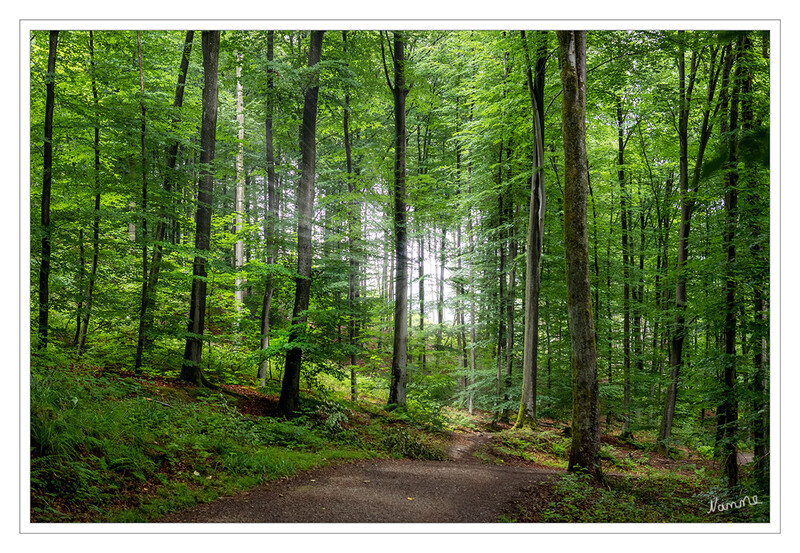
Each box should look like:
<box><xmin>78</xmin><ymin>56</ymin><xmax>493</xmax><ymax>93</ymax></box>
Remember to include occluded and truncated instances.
<box><xmin>181</xmin><ymin>31</ymin><xmax>220</xmax><ymax>385</ymax></box>
<box><xmin>720</xmin><ymin>39</ymin><xmax>741</xmax><ymax>490</ymax></box>
<box><xmin>37</xmin><ymin>30</ymin><xmax>59</xmax><ymax>349</ymax></box>
<box><xmin>557</xmin><ymin>30</ymin><xmax>602</xmax><ymax>481</ymax></box>
<box><xmin>279</xmin><ymin>30</ymin><xmax>324</xmax><ymax>416</ymax></box>
<box><xmin>136</xmin><ymin>30</ymin><xmax>193</xmax><ymax>369</ymax></box>
<box><xmin>258</xmin><ymin>30</ymin><xmax>277</xmax><ymax>387</ymax></box>
<box><xmin>385</xmin><ymin>31</ymin><xmax>410</xmax><ymax>407</ymax></box>
<box><xmin>517</xmin><ymin>29</ymin><xmax>547</xmax><ymax>428</ymax></box>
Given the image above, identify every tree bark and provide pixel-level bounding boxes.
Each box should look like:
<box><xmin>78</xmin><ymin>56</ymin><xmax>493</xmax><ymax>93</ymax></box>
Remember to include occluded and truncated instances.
<box><xmin>557</xmin><ymin>30</ymin><xmax>603</xmax><ymax>481</ymax></box>
<box><xmin>37</xmin><ymin>30</ymin><xmax>59</xmax><ymax>349</ymax></box>
<box><xmin>342</xmin><ymin>30</ymin><xmax>361</xmax><ymax>401</ymax></box>
<box><xmin>386</xmin><ymin>31</ymin><xmax>410</xmax><ymax>408</ymax></box>
<box><xmin>234</xmin><ymin>51</ymin><xmax>246</xmax><ymax>313</ymax></box>
<box><xmin>259</xmin><ymin>30</ymin><xmax>277</xmax><ymax>387</ymax></box>
<box><xmin>134</xmin><ymin>31</ymin><xmax>149</xmax><ymax>373</ymax></box>
<box><xmin>516</xmin><ymin>30</ymin><xmax>547</xmax><ymax>428</ymax></box>
<box><xmin>617</xmin><ymin>97</ymin><xmax>633</xmax><ymax>440</ymax></box>
<box><xmin>181</xmin><ymin>30</ymin><xmax>220</xmax><ymax>385</ymax></box>
<box><xmin>720</xmin><ymin>39</ymin><xmax>740</xmax><ymax>490</ymax></box>
<box><xmin>279</xmin><ymin>30</ymin><xmax>325</xmax><ymax>416</ymax></box>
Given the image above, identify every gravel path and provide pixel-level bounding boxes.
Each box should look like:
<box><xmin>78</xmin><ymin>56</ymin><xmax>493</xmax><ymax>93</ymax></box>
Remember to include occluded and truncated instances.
<box><xmin>157</xmin><ymin>432</ymin><xmax>560</xmax><ymax>524</ymax></box>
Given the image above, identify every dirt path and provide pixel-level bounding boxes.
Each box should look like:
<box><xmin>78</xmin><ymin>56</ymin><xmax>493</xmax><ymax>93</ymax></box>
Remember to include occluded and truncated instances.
<box><xmin>158</xmin><ymin>431</ymin><xmax>560</xmax><ymax>524</ymax></box>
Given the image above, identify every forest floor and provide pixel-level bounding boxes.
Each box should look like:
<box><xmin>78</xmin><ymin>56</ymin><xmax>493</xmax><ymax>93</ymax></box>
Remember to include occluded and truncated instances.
<box><xmin>157</xmin><ymin>429</ymin><xmax>561</xmax><ymax>524</ymax></box>
<box><xmin>31</xmin><ymin>366</ymin><xmax>766</xmax><ymax>524</ymax></box>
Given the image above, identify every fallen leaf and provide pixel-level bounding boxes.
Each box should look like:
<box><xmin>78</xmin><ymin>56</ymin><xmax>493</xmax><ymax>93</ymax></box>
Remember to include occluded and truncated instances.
<box><xmin>408</xmin><ymin>497</ymin><xmax>413</xmax><ymax>500</ymax></box>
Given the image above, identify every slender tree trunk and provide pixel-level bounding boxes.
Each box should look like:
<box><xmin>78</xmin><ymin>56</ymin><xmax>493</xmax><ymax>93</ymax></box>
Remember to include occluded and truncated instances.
<box><xmin>516</xmin><ymin>30</ymin><xmax>546</xmax><ymax>428</ymax></box>
<box><xmin>134</xmin><ymin>32</ymin><xmax>149</xmax><ymax>373</ymax></box>
<box><xmin>558</xmin><ymin>30</ymin><xmax>602</xmax><ymax>481</ymax></box>
<box><xmin>37</xmin><ymin>30</ymin><xmax>59</xmax><ymax>349</ymax></box>
<box><xmin>386</xmin><ymin>31</ymin><xmax>410</xmax><ymax>407</ymax></box>
<box><xmin>181</xmin><ymin>31</ymin><xmax>221</xmax><ymax>385</ymax></box>
<box><xmin>660</xmin><ymin>38</ymin><xmax>722</xmax><ymax>449</ymax></box>
<box><xmin>418</xmin><ymin>231</ymin><xmax>426</xmax><ymax>373</ymax></box>
<box><xmin>617</xmin><ymin>97</ymin><xmax>633</xmax><ymax>440</ymax></box>
<box><xmin>259</xmin><ymin>30</ymin><xmax>277</xmax><ymax>387</ymax></box>
<box><xmin>234</xmin><ymin>52</ymin><xmax>246</xmax><ymax>314</ymax></box>
<box><xmin>495</xmin><ymin>149</ymin><xmax>506</xmax><ymax>417</ymax></box>
<box><xmin>720</xmin><ymin>40</ymin><xmax>740</xmax><ymax>490</ymax></box>
<box><xmin>342</xmin><ymin>30</ymin><xmax>360</xmax><ymax>401</ymax></box>
<box><xmin>75</xmin><ymin>229</ymin><xmax>85</xmax><ymax>346</ymax></box>
<box><xmin>279</xmin><ymin>30</ymin><xmax>325</xmax><ymax>416</ymax></box>
<box><xmin>437</xmin><ymin>226</ymin><xmax>446</xmax><ymax>350</ymax></box>
<box><xmin>468</xmin><ymin>212</ymin><xmax>476</xmax><ymax>415</ymax></box>
<box><xmin>136</xmin><ymin>30</ymin><xmax>193</xmax><ymax>369</ymax></box>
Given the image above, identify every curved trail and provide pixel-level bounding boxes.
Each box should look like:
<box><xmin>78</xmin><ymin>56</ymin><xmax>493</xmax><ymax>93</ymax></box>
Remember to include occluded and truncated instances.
<box><xmin>158</xmin><ymin>432</ymin><xmax>559</xmax><ymax>524</ymax></box>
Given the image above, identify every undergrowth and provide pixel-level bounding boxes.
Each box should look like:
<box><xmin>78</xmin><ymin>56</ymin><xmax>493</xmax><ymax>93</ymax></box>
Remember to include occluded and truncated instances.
<box><xmin>28</xmin><ymin>365</ymin><xmax>442</xmax><ymax>523</ymax></box>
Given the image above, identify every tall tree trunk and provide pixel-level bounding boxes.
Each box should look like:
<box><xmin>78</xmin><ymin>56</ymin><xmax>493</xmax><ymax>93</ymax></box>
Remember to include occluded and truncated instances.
<box><xmin>259</xmin><ymin>30</ymin><xmax>277</xmax><ymax>387</ymax></box>
<box><xmin>740</xmin><ymin>34</ymin><xmax>768</xmax><ymax>492</ymax></box>
<box><xmin>617</xmin><ymin>97</ymin><xmax>633</xmax><ymax>440</ymax></box>
<box><xmin>342</xmin><ymin>30</ymin><xmax>360</xmax><ymax>401</ymax></box>
<box><xmin>495</xmin><ymin>147</ymin><xmax>506</xmax><ymax>416</ymax></box>
<box><xmin>181</xmin><ymin>31</ymin><xmax>221</xmax><ymax>386</ymax></box>
<box><xmin>659</xmin><ymin>37</ymin><xmax>722</xmax><ymax>450</ymax></box>
<box><xmin>720</xmin><ymin>39</ymin><xmax>740</xmax><ymax>490</ymax></box>
<box><xmin>386</xmin><ymin>31</ymin><xmax>410</xmax><ymax>407</ymax></box>
<box><xmin>134</xmin><ymin>31</ymin><xmax>149</xmax><ymax>373</ymax></box>
<box><xmin>37</xmin><ymin>30</ymin><xmax>59</xmax><ymax>349</ymax></box>
<box><xmin>234</xmin><ymin>52</ymin><xmax>246</xmax><ymax>314</ymax></box>
<box><xmin>279</xmin><ymin>30</ymin><xmax>325</xmax><ymax>416</ymax></box>
<box><xmin>516</xmin><ymin>30</ymin><xmax>546</xmax><ymax>428</ymax></box>
<box><xmin>77</xmin><ymin>30</ymin><xmax>102</xmax><ymax>356</ymax></box>
<box><xmin>136</xmin><ymin>30</ymin><xmax>194</xmax><ymax>369</ymax></box>
<box><xmin>557</xmin><ymin>30</ymin><xmax>602</xmax><ymax>481</ymax></box>
<box><xmin>418</xmin><ymin>230</ymin><xmax>426</xmax><ymax>373</ymax></box>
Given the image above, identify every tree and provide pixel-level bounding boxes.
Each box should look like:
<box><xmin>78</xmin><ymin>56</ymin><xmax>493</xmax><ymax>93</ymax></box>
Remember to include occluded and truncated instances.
<box><xmin>76</xmin><ymin>30</ymin><xmax>101</xmax><ymax>356</ymax></box>
<box><xmin>135</xmin><ymin>30</ymin><xmax>194</xmax><ymax>369</ymax></box>
<box><xmin>37</xmin><ymin>30</ymin><xmax>59</xmax><ymax>349</ymax></box>
<box><xmin>659</xmin><ymin>34</ymin><xmax>723</xmax><ymax>450</ymax></box>
<box><xmin>233</xmin><ymin>50</ymin><xmax>246</xmax><ymax>314</ymax></box>
<box><xmin>181</xmin><ymin>30</ymin><xmax>221</xmax><ymax>386</ymax></box>
<box><xmin>719</xmin><ymin>36</ymin><xmax>741</xmax><ymax>490</ymax></box>
<box><xmin>557</xmin><ymin>30</ymin><xmax>602</xmax><ymax>481</ymax></box>
<box><xmin>134</xmin><ymin>31</ymin><xmax>149</xmax><ymax>372</ymax></box>
<box><xmin>279</xmin><ymin>30</ymin><xmax>325</xmax><ymax>416</ymax></box>
<box><xmin>516</xmin><ymin>30</ymin><xmax>547</xmax><ymax>428</ymax></box>
<box><xmin>385</xmin><ymin>31</ymin><xmax>411</xmax><ymax>408</ymax></box>
<box><xmin>342</xmin><ymin>30</ymin><xmax>361</xmax><ymax>401</ymax></box>
<box><xmin>258</xmin><ymin>30</ymin><xmax>277</xmax><ymax>387</ymax></box>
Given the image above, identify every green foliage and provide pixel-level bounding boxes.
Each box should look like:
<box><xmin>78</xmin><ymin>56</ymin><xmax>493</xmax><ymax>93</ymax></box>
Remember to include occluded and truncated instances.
<box><xmin>29</xmin><ymin>366</ymin><xmax>372</xmax><ymax>522</ymax></box>
<box><xmin>539</xmin><ymin>471</ymin><xmax>738</xmax><ymax>523</ymax></box>
<box><xmin>29</xmin><ymin>28</ymin><xmax>771</xmax><ymax>519</ymax></box>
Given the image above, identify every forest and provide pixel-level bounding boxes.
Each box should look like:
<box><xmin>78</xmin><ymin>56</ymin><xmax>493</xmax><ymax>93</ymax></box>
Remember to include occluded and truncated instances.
<box><xmin>28</xmin><ymin>27</ymin><xmax>771</xmax><ymax>525</ymax></box>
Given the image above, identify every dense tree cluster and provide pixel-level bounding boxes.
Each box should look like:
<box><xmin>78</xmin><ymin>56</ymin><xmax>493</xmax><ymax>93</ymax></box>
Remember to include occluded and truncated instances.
<box><xmin>29</xmin><ymin>29</ymin><xmax>769</xmax><ymax>488</ymax></box>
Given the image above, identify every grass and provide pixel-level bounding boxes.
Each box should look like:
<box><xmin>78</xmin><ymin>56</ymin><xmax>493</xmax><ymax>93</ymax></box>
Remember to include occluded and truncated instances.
<box><xmin>29</xmin><ymin>364</ymin><xmax>445</xmax><ymax>523</ymax></box>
